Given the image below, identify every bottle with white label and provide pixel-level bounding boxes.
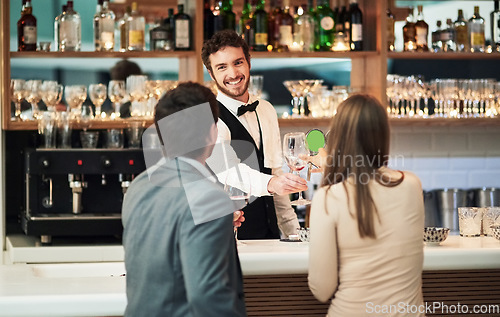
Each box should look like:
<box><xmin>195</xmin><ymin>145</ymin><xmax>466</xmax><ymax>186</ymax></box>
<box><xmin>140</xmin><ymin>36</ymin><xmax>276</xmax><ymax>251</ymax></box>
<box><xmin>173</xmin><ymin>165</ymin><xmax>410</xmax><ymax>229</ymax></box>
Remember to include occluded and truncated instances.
<box><xmin>468</xmin><ymin>6</ymin><xmax>485</xmax><ymax>53</ymax></box>
<box><xmin>174</xmin><ymin>4</ymin><xmax>192</xmax><ymax>51</ymax></box>
<box><xmin>59</xmin><ymin>1</ymin><xmax>81</xmax><ymax>52</ymax></box>
<box><xmin>126</xmin><ymin>2</ymin><xmax>145</xmax><ymax>51</ymax></box>
<box><xmin>414</xmin><ymin>5</ymin><xmax>428</xmax><ymax>52</ymax></box>
<box><xmin>315</xmin><ymin>0</ymin><xmax>335</xmax><ymax>51</ymax></box>
<box><xmin>349</xmin><ymin>0</ymin><xmax>362</xmax><ymax>51</ymax></box>
<box><xmin>95</xmin><ymin>0</ymin><xmax>115</xmax><ymax>51</ymax></box>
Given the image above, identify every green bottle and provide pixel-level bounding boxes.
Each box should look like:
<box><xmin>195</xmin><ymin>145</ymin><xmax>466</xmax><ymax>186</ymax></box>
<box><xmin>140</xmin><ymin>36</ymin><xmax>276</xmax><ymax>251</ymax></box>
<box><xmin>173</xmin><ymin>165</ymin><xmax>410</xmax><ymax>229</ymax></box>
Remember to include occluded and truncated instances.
<box><xmin>221</xmin><ymin>0</ymin><xmax>236</xmax><ymax>31</ymax></box>
<box><xmin>315</xmin><ymin>0</ymin><xmax>335</xmax><ymax>51</ymax></box>
<box><xmin>253</xmin><ymin>0</ymin><xmax>268</xmax><ymax>51</ymax></box>
<box><xmin>239</xmin><ymin>0</ymin><xmax>252</xmax><ymax>35</ymax></box>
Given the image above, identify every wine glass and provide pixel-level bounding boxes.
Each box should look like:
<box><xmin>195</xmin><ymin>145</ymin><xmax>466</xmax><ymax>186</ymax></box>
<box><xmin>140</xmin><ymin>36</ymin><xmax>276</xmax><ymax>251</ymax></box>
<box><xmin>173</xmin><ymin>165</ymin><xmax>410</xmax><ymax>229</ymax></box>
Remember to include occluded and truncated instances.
<box><xmin>25</xmin><ymin>79</ymin><xmax>43</xmax><ymax>120</ymax></box>
<box><xmin>108</xmin><ymin>80</ymin><xmax>126</xmax><ymax>118</ymax></box>
<box><xmin>126</xmin><ymin>75</ymin><xmax>148</xmax><ymax>117</ymax></box>
<box><xmin>89</xmin><ymin>83</ymin><xmax>107</xmax><ymax>119</ymax></box>
<box><xmin>41</xmin><ymin>81</ymin><xmax>63</xmax><ymax>112</ymax></box>
<box><xmin>10</xmin><ymin>79</ymin><xmax>27</xmax><ymax>121</ymax></box>
<box><xmin>65</xmin><ymin>85</ymin><xmax>87</xmax><ymax>118</ymax></box>
<box><xmin>283</xmin><ymin>132</ymin><xmax>310</xmax><ymax>206</ymax></box>
<box><xmin>224</xmin><ymin>170</ymin><xmax>251</xmax><ymax>244</ymax></box>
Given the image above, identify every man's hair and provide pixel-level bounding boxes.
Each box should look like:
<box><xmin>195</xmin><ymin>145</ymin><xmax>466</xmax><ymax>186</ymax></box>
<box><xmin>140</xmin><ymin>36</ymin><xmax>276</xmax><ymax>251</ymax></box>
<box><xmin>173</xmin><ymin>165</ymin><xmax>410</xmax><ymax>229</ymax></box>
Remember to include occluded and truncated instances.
<box><xmin>201</xmin><ymin>30</ymin><xmax>251</xmax><ymax>73</ymax></box>
<box><xmin>110</xmin><ymin>59</ymin><xmax>142</xmax><ymax>81</ymax></box>
<box><xmin>154</xmin><ymin>82</ymin><xmax>219</xmax><ymax>159</ymax></box>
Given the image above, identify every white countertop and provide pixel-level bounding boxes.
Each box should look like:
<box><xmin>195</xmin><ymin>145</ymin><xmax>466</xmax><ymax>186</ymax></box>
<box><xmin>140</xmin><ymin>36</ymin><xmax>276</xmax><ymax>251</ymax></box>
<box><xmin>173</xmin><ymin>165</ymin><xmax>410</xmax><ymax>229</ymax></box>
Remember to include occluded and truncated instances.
<box><xmin>1</xmin><ymin>235</ymin><xmax>500</xmax><ymax>316</ymax></box>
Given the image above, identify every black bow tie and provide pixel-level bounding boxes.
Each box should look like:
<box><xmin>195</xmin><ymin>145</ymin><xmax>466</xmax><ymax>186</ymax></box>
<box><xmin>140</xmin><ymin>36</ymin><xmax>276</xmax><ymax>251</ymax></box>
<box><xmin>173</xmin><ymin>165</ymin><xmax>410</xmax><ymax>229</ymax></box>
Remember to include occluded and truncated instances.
<box><xmin>237</xmin><ymin>101</ymin><xmax>259</xmax><ymax>117</ymax></box>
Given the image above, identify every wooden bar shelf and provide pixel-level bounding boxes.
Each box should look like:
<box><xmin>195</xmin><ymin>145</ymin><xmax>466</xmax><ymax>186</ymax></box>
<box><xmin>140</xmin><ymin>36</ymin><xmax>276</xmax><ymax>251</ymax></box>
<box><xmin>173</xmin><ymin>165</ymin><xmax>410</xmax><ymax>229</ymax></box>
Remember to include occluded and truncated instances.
<box><xmin>10</xmin><ymin>51</ymin><xmax>196</xmax><ymax>59</ymax></box>
<box><xmin>250</xmin><ymin>51</ymin><xmax>379</xmax><ymax>59</ymax></box>
<box><xmin>388</xmin><ymin>52</ymin><xmax>500</xmax><ymax>60</ymax></box>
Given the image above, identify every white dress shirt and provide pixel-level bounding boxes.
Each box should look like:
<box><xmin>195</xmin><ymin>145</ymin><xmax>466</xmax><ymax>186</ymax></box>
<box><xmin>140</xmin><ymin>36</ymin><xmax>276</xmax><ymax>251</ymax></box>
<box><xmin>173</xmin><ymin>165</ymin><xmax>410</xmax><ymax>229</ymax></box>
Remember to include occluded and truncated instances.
<box><xmin>207</xmin><ymin>92</ymin><xmax>299</xmax><ymax>237</ymax></box>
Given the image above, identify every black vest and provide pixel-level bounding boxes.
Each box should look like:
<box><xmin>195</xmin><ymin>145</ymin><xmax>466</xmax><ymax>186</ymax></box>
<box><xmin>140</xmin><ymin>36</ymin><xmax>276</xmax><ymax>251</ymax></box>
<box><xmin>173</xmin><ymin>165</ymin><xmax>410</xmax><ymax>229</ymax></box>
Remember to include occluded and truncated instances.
<box><xmin>218</xmin><ymin>101</ymin><xmax>279</xmax><ymax>239</ymax></box>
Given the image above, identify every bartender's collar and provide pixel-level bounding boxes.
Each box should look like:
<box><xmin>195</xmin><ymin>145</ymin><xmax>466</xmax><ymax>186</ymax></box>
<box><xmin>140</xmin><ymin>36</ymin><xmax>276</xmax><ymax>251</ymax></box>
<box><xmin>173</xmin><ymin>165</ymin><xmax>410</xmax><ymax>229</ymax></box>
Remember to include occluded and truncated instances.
<box><xmin>217</xmin><ymin>92</ymin><xmax>255</xmax><ymax>116</ymax></box>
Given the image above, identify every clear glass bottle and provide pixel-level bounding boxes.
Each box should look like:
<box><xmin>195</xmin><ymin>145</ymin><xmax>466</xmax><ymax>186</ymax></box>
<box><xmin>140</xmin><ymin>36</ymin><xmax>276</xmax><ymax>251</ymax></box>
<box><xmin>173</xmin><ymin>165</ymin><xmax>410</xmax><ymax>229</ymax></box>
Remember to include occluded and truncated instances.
<box><xmin>117</xmin><ymin>6</ymin><xmax>131</xmax><ymax>52</ymax></box>
<box><xmin>294</xmin><ymin>0</ymin><xmax>315</xmax><ymax>52</ymax></box>
<box><xmin>414</xmin><ymin>5</ymin><xmax>429</xmax><ymax>52</ymax></box>
<box><xmin>59</xmin><ymin>1</ymin><xmax>81</xmax><ymax>52</ymax></box>
<box><xmin>491</xmin><ymin>0</ymin><xmax>500</xmax><ymax>52</ymax></box>
<box><xmin>54</xmin><ymin>4</ymin><xmax>67</xmax><ymax>51</ymax></box>
<box><xmin>431</xmin><ymin>20</ymin><xmax>442</xmax><ymax>53</ymax></box>
<box><xmin>174</xmin><ymin>4</ymin><xmax>191</xmax><ymax>51</ymax></box>
<box><xmin>126</xmin><ymin>2</ymin><xmax>145</xmax><ymax>51</ymax></box>
<box><xmin>403</xmin><ymin>7</ymin><xmax>416</xmax><ymax>51</ymax></box>
<box><xmin>97</xmin><ymin>0</ymin><xmax>115</xmax><ymax>51</ymax></box>
<box><xmin>315</xmin><ymin>0</ymin><xmax>335</xmax><ymax>51</ymax></box>
<box><xmin>17</xmin><ymin>0</ymin><xmax>37</xmax><ymax>51</ymax></box>
<box><xmin>387</xmin><ymin>7</ymin><xmax>395</xmax><ymax>51</ymax></box>
<box><xmin>454</xmin><ymin>9</ymin><xmax>468</xmax><ymax>52</ymax></box>
<box><xmin>93</xmin><ymin>0</ymin><xmax>103</xmax><ymax>51</ymax></box>
<box><xmin>442</xmin><ymin>18</ymin><xmax>456</xmax><ymax>52</ymax></box>
<box><xmin>468</xmin><ymin>6</ymin><xmax>485</xmax><ymax>53</ymax></box>
<box><xmin>349</xmin><ymin>0</ymin><xmax>362</xmax><ymax>51</ymax></box>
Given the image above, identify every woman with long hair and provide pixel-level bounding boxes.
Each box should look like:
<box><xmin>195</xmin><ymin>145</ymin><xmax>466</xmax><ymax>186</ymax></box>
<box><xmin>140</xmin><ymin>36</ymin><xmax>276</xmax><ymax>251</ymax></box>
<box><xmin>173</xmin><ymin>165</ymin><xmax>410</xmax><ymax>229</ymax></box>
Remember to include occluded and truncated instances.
<box><xmin>308</xmin><ymin>94</ymin><xmax>425</xmax><ymax>316</ymax></box>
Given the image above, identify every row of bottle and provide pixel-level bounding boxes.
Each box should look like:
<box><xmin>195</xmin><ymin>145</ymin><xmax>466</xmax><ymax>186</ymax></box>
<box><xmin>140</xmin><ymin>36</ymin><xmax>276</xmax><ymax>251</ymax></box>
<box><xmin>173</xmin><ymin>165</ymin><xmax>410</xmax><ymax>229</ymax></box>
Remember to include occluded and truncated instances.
<box><xmin>17</xmin><ymin>0</ymin><xmax>192</xmax><ymax>52</ymax></box>
<box><xmin>204</xmin><ymin>0</ymin><xmax>363</xmax><ymax>52</ymax></box>
<box><xmin>389</xmin><ymin>2</ymin><xmax>500</xmax><ymax>53</ymax></box>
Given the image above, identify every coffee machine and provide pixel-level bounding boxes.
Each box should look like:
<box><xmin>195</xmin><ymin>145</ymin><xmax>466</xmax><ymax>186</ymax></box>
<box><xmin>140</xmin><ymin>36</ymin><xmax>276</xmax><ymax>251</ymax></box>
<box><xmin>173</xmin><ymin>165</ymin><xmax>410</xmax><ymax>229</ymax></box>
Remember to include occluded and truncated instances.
<box><xmin>22</xmin><ymin>148</ymin><xmax>146</xmax><ymax>244</ymax></box>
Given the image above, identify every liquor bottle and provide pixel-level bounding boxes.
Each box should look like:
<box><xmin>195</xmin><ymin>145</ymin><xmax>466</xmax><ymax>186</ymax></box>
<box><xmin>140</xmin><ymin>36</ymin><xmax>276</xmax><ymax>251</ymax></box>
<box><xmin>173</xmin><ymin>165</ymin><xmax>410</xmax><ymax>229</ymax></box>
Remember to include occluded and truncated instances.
<box><xmin>17</xmin><ymin>0</ymin><xmax>37</xmax><ymax>51</ymax></box>
<box><xmin>403</xmin><ymin>8</ymin><xmax>416</xmax><ymax>51</ymax></box>
<box><xmin>442</xmin><ymin>19</ymin><xmax>456</xmax><ymax>52</ymax></box>
<box><xmin>315</xmin><ymin>0</ymin><xmax>335</xmax><ymax>51</ymax></box>
<box><xmin>334</xmin><ymin>2</ymin><xmax>346</xmax><ymax>50</ymax></box>
<box><xmin>59</xmin><ymin>1</ymin><xmax>81</xmax><ymax>52</ymax></box>
<box><xmin>204</xmin><ymin>0</ymin><xmax>215</xmax><ymax>40</ymax></box>
<box><xmin>239</xmin><ymin>0</ymin><xmax>251</xmax><ymax>36</ymax></box>
<box><xmin>349</xmin><ymin>0</ymin><xmax>362</xmax><ymax>51</ymax></box>
<box><xmin>213</xmin><ymin>1</ymin><xmax>224</xmax><ymax>35</ymax></box>
<box><xmin>126</xmin><ymin>2</ymin><xmax>145</xmax><ymax>51</ymax></box>
<box><xmin>268</xmin><ymin>0</ymin><xmax>283</xmax><ymax>51</ymax></box>
<box><xmin>221</xmin><ymin>0</ymin><xmax>236</xmax><ymax>31</ymax></box>
<box><xmin>117</xmin><ymin>6</ymin><xmax>131</xmax><ymax>52</ymax></box>
<box><xmin>454</xmin><ymin>9</ymin><xmax>468</xmax><ymax>52</ymax></box>
<box><xmin>174</xmin><ymin>4</ymin><xmax>192</xmax><ymax>50</ymax></box>
<box><xmin>491</xmin><ymin>0</ymin><xmax>500</xmax><ymax>51</ymax></box>
<box><xmin>54</xmin><ymin>4</ymin><xmax>67</xmax><ymax>51</ymax></box>
<box><xmin>294</xmin><ymin>0</ymin><xmax>315</xmax><ymax>52</ymax></box>
<box><xmin>387</xmin><ymin>7</ymin><xmax>395</xmax><ymax>51</ymax></box>
<box><xmin>431</xmin><ymin>20</ymin><xmax>442</xmax><ymax>53</ymax></box>
<box><xmin>342</xmin><ymin>0</ymin><xmax>350</xmax><ymax>46</ymax></box>
<box><xmin>253</xmin><ymin>0</ymin><xmax>268</xmax><ymax>51</ymax></box>
<box><xmin>468</xmin><ymin>6</ymin><xmax>485</xmax><ymax>53</ymax></box>
<box><xmin>277</xmin><ymin>0</ymin><xmax>294</xmax><ymax>52</ymax></box>
<box><xmin>95</xmin><ymin>0</ymin><xmax>115</xmax><ymax>51</ymax></box>
<box><xmin>93</xmin><ymin>0</ymin><xmax>103</xmax><ymax>51</ymax></box>
<box><xmin>150</xmin><ymin>18</ymin><xmax>173</xmax><ymax>51</ymax></box>
<box><xmin>414</xmin><ymin>5</ymin><xmax>429</xmax><ymax>52</ymax></box>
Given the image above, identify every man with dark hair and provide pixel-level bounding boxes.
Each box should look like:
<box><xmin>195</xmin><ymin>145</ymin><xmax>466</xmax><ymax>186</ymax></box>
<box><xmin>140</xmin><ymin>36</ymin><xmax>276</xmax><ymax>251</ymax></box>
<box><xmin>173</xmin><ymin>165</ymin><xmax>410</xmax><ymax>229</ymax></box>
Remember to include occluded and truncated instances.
<box><xmin>122</xmin><ymin>82</ymin><xmax>247</xmax><ymax>317</ymax></box>
<box><xmin>202</xmin><ymin>30</ymin><xmax>307</xmax><ymax>240</ymax></box>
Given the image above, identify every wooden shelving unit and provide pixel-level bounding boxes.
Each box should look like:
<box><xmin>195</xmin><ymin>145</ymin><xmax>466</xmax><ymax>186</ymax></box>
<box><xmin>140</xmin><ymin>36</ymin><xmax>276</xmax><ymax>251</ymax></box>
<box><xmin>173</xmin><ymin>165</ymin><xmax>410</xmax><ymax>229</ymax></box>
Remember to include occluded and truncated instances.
<box><xmin>388</xmin><ymin>52</ymin><xmax>500</xmax><ymax>60</ymax></box>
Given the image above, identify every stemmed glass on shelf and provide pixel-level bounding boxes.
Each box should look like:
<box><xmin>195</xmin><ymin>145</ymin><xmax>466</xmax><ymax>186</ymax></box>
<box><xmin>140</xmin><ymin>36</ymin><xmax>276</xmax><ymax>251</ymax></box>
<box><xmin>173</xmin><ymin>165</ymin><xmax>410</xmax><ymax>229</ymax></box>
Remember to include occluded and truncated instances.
<box><xmin>89</xmin><ymin>83</ymin><xmax>107</xmax><ymax>120</ymax></box>
<box><xmin>126</xmin><ymin>75</ymin><xmax>148</xmax><ymax>117</ymax></box>
<box><xmin>108</xmin><ymin>80</ymin><xmax>126</xmax><ymax>118</ymax></box>
<box><xmin>41</xmin><ymin>81</ymin><xmax>63</xmax><ymax>112</ymax></box>
<box><xmin>10</xmin><ymin>79</ymin><xmax>28</xmax><ymax>121</ymax></box>
<box><xmin>224</xmin><ymin>170</ymin><xmax>251</xmax><ymax>245</ymax></box>
<box><xmin>25</xmin><ymin>80</ymin><xmax>43</xmax><ymax>120</ymax></box>
<box><xmin>65</xmin><ymin>85</ymin><xmax>87</xmax><ymax>117</ymax></box>
<box><xmin>283</xmin><ymin>132</ymin><xmax>310</xmax><ymax>206</ymax></box>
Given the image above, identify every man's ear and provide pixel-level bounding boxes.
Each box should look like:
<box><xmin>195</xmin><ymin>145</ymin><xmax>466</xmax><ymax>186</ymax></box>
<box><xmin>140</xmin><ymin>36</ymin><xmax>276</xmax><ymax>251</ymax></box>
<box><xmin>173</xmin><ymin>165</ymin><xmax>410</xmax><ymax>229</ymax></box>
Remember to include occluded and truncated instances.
<box><xmin>208</xmin><ymin>70</ymin><xmax>214</xmax><ymax>81</ymax></box>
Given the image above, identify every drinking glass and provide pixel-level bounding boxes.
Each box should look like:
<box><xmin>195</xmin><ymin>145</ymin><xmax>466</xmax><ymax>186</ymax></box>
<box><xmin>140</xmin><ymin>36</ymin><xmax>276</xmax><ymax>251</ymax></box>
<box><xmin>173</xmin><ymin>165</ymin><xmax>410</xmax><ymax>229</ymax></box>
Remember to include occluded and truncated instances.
<box><xmin>80</xmin><ymin>104</ymin><xmax>94</xmax><ymax>131</ymax></box>
<box><xmin>224</xmin><ymin>170</ymin><xmax>251</xmax><ymax>244</ymax></box>
<box><xmin>41</xmin><ymin>81</ymin><xmax>63</xmax><ymax>112</ymax></box>
<box><xmin>65</xmin><ymin>85</ymin><xmax>87</xmax><ymax>117</ymax></box>
<box><xmin>37</xmin><ymin>111</ymin><xmax>57</xmax><ymax>148</ymax></box>
<box><xmin>458</xmin><ymin>207</ymin><xmax>483</xmax><ymax>237</ymax></box>
<box><xmin>89</xmin><ymin>83</ymin><xmax>107</xmax><ymax>119</ymax></box>
<box><xmin>483</xmin><ymin>207</ymin><xmax>500</xmax><ymax>236</ymax></box>
<box><xmin>108</xmin><ymin>80</ymin><xmax>126</xmax><ymax>118</ymax></box>
<box><xmin>10</xmin><ymin>79</ymin><xmax>27</xmax><ymax>121</ymax></box>
<box><xmin>25</xmin><ymin>80</ymin><xmax>43</xmax><ymax>120</ymax></box>
<box><xmin>248</xmin><ymin>75</ymin><xmax>264</xmax><ymax>99</ymax></box>
<box><xmin>283</xmin><ymin>132</ymin><xmax>310</xmax><ymax>206</ymax></box>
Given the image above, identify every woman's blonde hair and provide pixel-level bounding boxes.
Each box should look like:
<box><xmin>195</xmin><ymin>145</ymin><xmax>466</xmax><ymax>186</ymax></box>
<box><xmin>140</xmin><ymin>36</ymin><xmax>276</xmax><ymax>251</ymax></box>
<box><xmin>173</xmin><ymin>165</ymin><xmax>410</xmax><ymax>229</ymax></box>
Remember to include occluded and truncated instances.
<box><xmin>321</xmin><ymin>94</ymin><xmax>403</xmax><ymax>238</ymax></box>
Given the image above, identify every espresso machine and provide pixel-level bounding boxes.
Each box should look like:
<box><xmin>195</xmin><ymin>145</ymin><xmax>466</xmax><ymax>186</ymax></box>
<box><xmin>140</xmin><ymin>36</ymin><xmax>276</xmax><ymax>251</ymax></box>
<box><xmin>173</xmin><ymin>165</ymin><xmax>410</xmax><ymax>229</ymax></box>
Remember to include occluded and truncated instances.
<box><xmin>22</xmin><ymin>148</ymin><xmax>146</xmax><ymax>244</ymax></box>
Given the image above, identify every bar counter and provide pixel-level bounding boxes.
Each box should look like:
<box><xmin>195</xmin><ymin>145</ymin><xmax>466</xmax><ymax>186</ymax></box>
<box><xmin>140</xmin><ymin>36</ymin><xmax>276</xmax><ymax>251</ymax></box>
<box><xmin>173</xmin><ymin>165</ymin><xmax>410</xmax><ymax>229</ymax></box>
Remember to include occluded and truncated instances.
<box><xmin>1</xmin><ymin>235</ymin><xmax>500</xmax><ymax>316</ymax></box>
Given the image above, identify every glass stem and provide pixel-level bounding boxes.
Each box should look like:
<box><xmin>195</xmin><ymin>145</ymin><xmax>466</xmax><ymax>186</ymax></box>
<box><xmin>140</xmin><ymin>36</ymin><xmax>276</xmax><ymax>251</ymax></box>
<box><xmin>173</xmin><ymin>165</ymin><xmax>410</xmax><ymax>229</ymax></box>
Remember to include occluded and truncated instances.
<box><xmin>295</xmin><ymin>170</ymin><xmax>304</xmax><ymax>201</ymax></box>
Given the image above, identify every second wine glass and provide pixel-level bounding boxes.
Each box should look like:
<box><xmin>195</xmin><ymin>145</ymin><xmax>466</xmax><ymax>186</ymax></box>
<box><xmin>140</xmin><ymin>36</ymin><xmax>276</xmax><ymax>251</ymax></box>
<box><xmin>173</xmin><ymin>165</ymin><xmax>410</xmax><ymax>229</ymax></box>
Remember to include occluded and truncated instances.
<box><xmin>224</xmin><ymin>170</ymin><xmax>251</xmax><ymax>244</ymax></box>
<box><xmin>89</xmin><ymin>83</ymin><xmax>107</xmax><ymax>119</ymax></box>
<box><xmin>283</xmin><ymin>132</ymin><xmax>310</xmax><ymax>206</ymax></box>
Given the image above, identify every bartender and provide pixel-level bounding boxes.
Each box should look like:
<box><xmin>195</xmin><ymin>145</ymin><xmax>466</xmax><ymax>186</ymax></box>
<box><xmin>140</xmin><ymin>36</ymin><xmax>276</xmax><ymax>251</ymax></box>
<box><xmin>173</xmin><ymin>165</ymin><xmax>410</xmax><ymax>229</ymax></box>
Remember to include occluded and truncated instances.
<box><xmin>202</xmin><ymin>30</ymin><xmax>308</xmax><ymax>240</ymax></box>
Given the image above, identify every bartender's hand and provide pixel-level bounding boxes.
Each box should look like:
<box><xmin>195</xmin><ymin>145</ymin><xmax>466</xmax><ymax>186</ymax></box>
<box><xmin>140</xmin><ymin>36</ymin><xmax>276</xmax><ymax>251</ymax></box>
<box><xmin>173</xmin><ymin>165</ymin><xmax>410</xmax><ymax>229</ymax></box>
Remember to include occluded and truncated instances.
<box><xmin>233</xmin><ymin>211</ymin><xmax>245</xmax><ymax>228</ymax></box>
<box><xmin>267</xmin><ymin>173</ymin><xmax>308</xmax><ymax>195</ymax></box>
